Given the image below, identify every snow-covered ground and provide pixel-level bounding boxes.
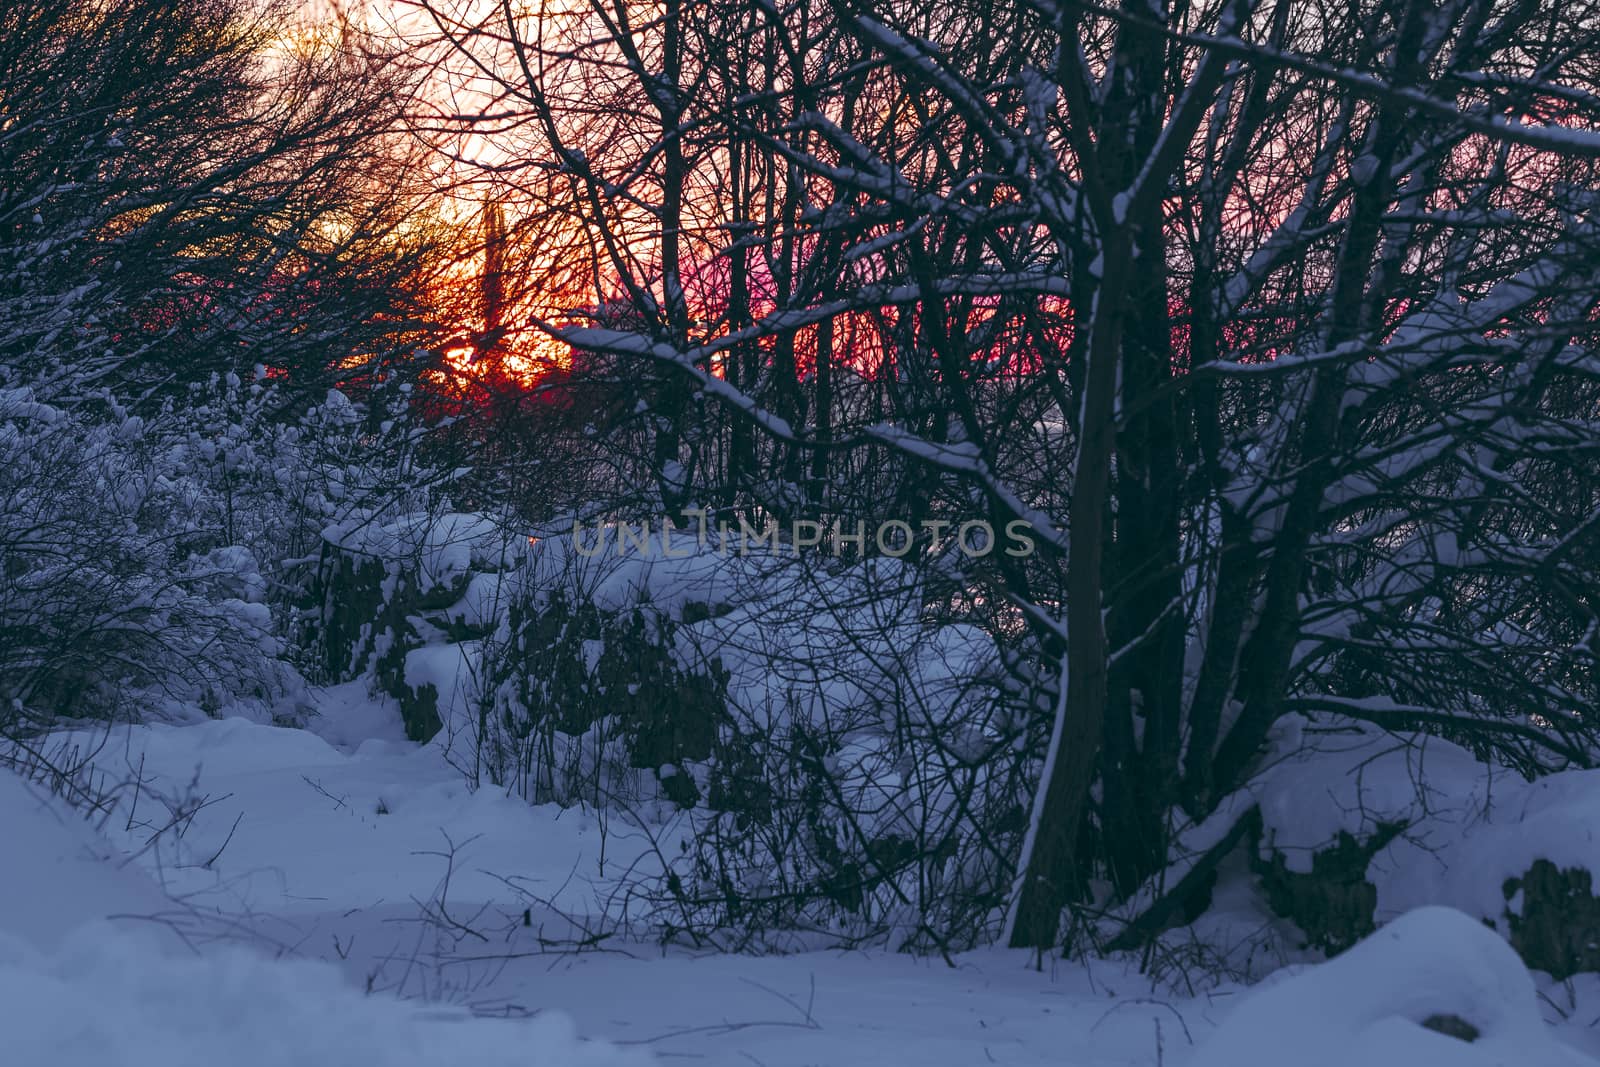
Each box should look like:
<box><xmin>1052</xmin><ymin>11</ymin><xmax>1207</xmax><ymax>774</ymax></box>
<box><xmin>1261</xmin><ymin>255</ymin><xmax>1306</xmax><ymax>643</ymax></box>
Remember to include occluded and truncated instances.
<box><xmin>4</xmin><ymin>685</ymin><xmax>1598</xmax><ymax>1066</ymax></box>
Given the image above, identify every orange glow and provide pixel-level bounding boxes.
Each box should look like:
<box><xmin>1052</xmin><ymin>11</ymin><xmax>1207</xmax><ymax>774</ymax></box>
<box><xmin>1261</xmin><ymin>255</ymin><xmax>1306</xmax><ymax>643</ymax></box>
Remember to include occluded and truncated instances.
<box><xmin>436</xmin><ymin>333</ymin><xmax>572</xmax><ymax>383</ymax></box>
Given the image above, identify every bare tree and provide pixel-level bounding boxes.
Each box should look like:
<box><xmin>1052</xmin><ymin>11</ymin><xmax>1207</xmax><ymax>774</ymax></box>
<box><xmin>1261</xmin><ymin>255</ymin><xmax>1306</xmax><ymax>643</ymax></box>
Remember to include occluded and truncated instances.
<box><xmin>411</xmin><ymin>0</ymin><xmax>1600</xmax><ymax>952</ymax></box>
<box><xmin>0</xmin><ymin>0</ymin><xmax>449</xmax><ymax>406</ymax></box>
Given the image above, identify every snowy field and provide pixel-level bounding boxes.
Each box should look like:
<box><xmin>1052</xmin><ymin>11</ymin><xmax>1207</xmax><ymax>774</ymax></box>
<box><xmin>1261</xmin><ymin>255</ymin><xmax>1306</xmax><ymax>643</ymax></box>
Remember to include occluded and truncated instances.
<box><xmin>11</xmin><ymin>1</ymin><xmax>1600</xmax><ymax>1064</ymax></box>
<box><xmin>3</xmin><ymin>684</ymin><xmax>1597</xmax><ymax>1067</ymax></box>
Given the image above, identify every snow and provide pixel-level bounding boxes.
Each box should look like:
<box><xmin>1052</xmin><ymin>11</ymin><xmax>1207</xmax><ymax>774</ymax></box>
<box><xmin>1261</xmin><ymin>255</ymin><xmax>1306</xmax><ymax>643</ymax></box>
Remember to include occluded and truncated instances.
<box><xmin>1238</xmin><ymin>720</ymin><xmax>1600</xmax><ymax>946</ymax></box>
<box><xmin>523</xmin><ymin>525</ymin><xmax>758</xmax><ymax>616</ymax></box>
<box><xmin>0</xmin><ymin>924</ymin><xmax>648</xmax><ymax>1067</ymax></box>
<box><xmin>1187</xmin><ymin>907</ymin><xmax>1591</xmax><ymax>1067</ymax></box>
<box><xmin>1375</xmin><ymin>765</ymin><xmax>1600</xmax><ymax>929</ymax></box>
<box><xmin>42</xmin><ymin>712</ymin><xmax>630</xmax><ymax>923</ymax></box>
<box><xmin>406</xmin><ymin>640</ymin><xmax>482</xmax><ymax>750</ymax></box>
<box><xmin>0</xmin><ymin>771</ymin><xmax>182</xmax><ymax>954</ymax></box>
<box><xmin>1252</xmin><ymin>722</ymin><xmax>1493</xmax><ymax>874</ymax></box>
<box><xmin>302</xmin><ymin>678</ymin><xmax>411</xmax><ymax>749</ymax></box>
<box><xmin>522</xmin><ymin>530</ymin><xmax>1001</xmax><ymax>732</ymax></box>
<box><xmin>322</xmin><ymin>512</ymin><xmax>526</xmax><ymax>589</ymax></box>
<box><xmin>421</xmin><ymin>512</ymin><xmax>505</xmax><ymax>593</ymax></box>
<box><xmin>8</xmin><ymin>688</ymin><xmax>1598</xmax><ymax>1066</ymax></box>
<box><xmin>496</xmin><ymin>947</ymin><xmax>1187</xmax><ymax>1065</ymax></box>
<box><xmin>0</xmin><ymin>764</ymin><xmax>645</xmax><ymax>1067</ymax></box>
<box><xmin>442</xmin><ymin>570</ymin><xmax>509</xmax><ymax>631</ymax></box>
<box><xmin>1</xmin><ymin>698</ymin><xmax>1183</xmax><ymax>1066</ymax></box>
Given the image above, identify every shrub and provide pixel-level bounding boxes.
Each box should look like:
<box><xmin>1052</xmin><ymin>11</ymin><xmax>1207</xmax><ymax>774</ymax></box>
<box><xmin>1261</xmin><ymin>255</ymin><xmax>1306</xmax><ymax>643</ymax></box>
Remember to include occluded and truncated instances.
<box><xmin>474</xmin><ymin>530</ymin><xmax>1040</xmax><ymax>951</ymax></box>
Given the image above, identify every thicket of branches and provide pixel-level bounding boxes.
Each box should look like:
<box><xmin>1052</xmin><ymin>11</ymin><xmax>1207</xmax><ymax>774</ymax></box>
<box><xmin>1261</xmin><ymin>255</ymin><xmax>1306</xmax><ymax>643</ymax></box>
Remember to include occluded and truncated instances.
<box><xmin>5</xmin><ymin>0</ymin><xmax>1597</xmax><ymax>964</ymax></box>
<box><xmin>0</xmin><ymin>0</ymin><xmax>459</xmax><ymax>400</ymax></box>
<box><xmin>412</xmin><ymin>0</ymin><xmax>1600</xmax><ymax>952</ymax></box>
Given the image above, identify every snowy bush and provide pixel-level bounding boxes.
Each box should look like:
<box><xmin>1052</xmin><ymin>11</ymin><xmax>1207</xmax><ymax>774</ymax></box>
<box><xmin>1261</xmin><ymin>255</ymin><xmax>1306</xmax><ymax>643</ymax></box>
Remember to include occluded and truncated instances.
<box><xmin>472</xmin><ymin>529</ymin><xmax>1038</xmax><ymax>951</ymax></box>
<box><xmin>0</xmin><ymin>385</ymin><xmax>293</xmax><ymax>725</ymax></box>
<box><xmin>0</xmin><ymin>367</ymin><xmax>433</xmax><ymax>729</ymax></box>
<box><xmin>314</xmin><ymin>510</ymin><xmax>525</xmax><ymax>741</ymax></box>
<box><xmin>479</xmin><ymin>586</ymin><xmax>728</xmax><ymax>806</ymax></box>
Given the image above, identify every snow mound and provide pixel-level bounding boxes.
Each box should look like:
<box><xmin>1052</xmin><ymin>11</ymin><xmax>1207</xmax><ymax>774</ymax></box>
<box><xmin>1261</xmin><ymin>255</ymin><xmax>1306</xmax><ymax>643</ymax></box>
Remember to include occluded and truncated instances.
<box><xmin>1236</xmin><ymin>722</ymin><xmax>1600</xmax><ymax>962</ymax></box>
<box><xmin>0</xmin><ymin>924</ymin><xmax>650</xmax><ymax>1067</ymax></box>
<box><xmin>0</xmin><ymin>770</ymin><xmax>182</xmax><ymax>953</ymax></box>
<box><xmin>421</xmin><ymin>512</ymin><xmax>508</xmax><ymax>593</ymax></box>
<box><xmin>1253</xmin><ymin>722</ymin><xmax>1492</xmax><ymax>873</ymax></box>
<box><xmin>321</xmin><ymin>512</ymin><xmax>526</xmax><ymax>595</ymax></box>
<box><xmin>1375</xmin><ymin>766</ymin><xmax>1600</xmax><ymax>928</ymax></box>
<box><xmin>0</xmin><ymin>765</ymin><xmax>649</xmax><ymax>1067</ymax></box>
<box><xmin>443</xmin><ymin>570</ymin><xmax>509</xmax><ymax>631</ymax></box>
<box><xmin>1188</xmin><ymin>906</ymin><xmax>1593</xmax><ymax>1067</ymax></box>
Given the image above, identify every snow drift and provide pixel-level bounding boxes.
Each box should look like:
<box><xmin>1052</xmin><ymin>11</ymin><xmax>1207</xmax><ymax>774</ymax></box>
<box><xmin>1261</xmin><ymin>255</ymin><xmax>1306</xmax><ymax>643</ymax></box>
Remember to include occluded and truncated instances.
<box><xmin>1189</xmin><ymin>906</ymin><xmax>1593</xmax><ymax>1067</ymax></box>
<box><xmin>0</xmin><ymin>767</ymin><xmax>649</xmax><ymax>1067</ymax></box>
